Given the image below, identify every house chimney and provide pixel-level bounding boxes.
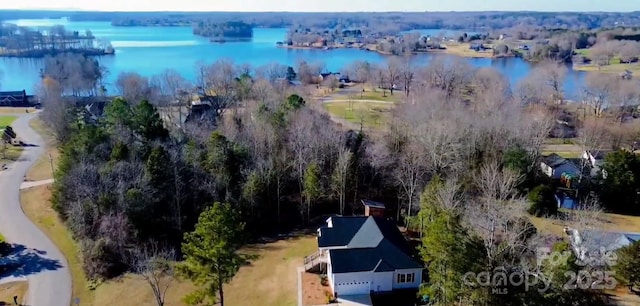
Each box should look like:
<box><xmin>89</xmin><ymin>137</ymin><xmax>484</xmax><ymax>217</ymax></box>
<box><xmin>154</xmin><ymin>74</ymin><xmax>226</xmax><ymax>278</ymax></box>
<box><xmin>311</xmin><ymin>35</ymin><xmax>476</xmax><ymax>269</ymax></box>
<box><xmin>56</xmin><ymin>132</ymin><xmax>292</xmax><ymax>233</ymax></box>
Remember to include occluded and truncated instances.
<box><xmin>362</xmin><ymin>200</ymin><xmax>385</xmax><ymax>217</ymax></box>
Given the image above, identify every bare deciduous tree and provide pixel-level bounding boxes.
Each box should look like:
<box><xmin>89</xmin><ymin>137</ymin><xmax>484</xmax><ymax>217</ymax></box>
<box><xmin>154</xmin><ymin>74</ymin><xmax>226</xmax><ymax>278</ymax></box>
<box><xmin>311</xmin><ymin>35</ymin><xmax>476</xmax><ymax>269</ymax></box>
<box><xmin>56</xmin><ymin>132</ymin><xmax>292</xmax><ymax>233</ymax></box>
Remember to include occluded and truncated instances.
<box><xmin>116</xmin><ymin>72</ymin><xmax>154</xmax><ymax>104</ymax></box>
<box><xmin>130</xmin><ymin>242</ymin><xmax>176</xmax><ymax>306</ymax></box>
<box><xmin>332</xmin><ymin>148</ymin><xmax>352</xmax><ymax>215</ymax></box>
<box><xmin>38</xmin><ymin>77</ymin><xmax>72</xmax><ymax>142</ymax></box>
<box><xmin>256</xmin><ymin>63</ymin><xmax>288</xmax><ymax>82</ymax></box>
<box><xmin>582</xmin><ymin>73</ymin><xmax>616</xmax><ymax>117</ymax></box>
<box><xmin>466</xmin><ymin>162</ymin><xmax>533</xmax><ymax>272</ymax></box>
<box><xmin>394</xmin><ymin>142</ymin><xmax>428</xmax><ymax>221</ymax></box>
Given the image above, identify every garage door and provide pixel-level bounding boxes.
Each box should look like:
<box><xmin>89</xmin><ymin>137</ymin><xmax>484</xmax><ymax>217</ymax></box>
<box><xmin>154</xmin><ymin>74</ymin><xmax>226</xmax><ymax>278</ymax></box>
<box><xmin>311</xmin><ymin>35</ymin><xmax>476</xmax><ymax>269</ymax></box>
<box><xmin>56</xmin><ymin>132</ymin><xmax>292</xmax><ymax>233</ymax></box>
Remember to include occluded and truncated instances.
<box><xmin>335</xmin><ymin>281</ymin><xmax>371</xmax><ymax>295</ymax></box>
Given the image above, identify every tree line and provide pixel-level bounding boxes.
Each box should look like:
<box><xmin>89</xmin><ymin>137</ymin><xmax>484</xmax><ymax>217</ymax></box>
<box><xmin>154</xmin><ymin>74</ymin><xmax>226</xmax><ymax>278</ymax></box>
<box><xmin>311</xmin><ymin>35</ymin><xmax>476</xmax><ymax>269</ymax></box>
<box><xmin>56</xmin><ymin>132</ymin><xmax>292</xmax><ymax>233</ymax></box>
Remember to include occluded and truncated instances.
<box><xmin>0</xmin><ymin>23</ymin><xmax>113</xmax><ymax>57</ymax></box>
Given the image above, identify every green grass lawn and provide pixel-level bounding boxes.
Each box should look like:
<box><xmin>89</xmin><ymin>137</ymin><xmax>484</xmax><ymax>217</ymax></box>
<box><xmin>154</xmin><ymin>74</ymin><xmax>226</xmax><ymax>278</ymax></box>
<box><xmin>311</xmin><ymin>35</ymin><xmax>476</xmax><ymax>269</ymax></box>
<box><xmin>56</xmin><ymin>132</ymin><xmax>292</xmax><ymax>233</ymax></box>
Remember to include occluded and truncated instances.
<box><xmin>1</xmin><ymin>145</ymin><xmax>23</xmax><ymax>163</ymax></box>
<box><xmin>575</xmin><ymin>48</ymin><xmax>590</xmax><ymax>56</ymax></box>
<box><xmin>541</xmin><ymin>151</ymin><xmax>581</xmax><ymax>158</ymax></box>
<box><xmin>543</xmin><ymin>138</ymin><xmax>575</xmax><ymax>145</ymax></box>
<box><xmin>324</xmin><ymin>101</ymin><xmax>394</xmax><ymax>129</ymax></box>
<box><xmin>333</xmin><ymin>91</ymin><xmax>401</xmax><ymax>103</ymax></box>
<box><xmin>574</xmin><ymin>62</ymin><xmax>640</xmax><ymax>74</ymax></box>
<box><xmin>0</xmin><ymin>115</ymin><xmax>17</xmax><ymax>129</ymax></box>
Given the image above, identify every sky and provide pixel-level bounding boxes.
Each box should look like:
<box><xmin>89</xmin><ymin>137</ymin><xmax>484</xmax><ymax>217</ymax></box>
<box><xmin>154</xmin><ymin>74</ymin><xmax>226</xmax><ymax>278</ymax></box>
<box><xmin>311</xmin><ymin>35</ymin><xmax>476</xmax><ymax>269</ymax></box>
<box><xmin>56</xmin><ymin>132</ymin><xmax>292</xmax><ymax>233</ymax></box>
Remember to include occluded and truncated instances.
<box><xmin>0</xmin><ymin>0</ymin><xmax>638</xmax><ymax>12</ymax></box>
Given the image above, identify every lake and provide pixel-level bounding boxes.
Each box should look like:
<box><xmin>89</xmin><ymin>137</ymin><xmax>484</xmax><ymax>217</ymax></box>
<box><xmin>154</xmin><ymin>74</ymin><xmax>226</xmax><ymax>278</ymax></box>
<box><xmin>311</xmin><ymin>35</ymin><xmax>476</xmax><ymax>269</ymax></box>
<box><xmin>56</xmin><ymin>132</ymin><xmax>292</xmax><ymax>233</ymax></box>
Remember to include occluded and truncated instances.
<box><xmin>0</xmin><ymin>18</ymin><xmax>586</xmax><ymax>97</ymax></box>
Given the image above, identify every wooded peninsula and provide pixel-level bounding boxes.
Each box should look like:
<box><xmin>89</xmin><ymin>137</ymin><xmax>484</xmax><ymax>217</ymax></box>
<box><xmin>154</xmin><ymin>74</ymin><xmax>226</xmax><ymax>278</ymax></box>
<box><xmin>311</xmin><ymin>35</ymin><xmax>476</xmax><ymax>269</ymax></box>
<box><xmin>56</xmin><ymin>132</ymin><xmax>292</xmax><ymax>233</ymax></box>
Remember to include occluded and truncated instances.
<box><xmin>0</xmin><ymin>23</ymin><xmax>114</xmax><ymax>58</ymax></box>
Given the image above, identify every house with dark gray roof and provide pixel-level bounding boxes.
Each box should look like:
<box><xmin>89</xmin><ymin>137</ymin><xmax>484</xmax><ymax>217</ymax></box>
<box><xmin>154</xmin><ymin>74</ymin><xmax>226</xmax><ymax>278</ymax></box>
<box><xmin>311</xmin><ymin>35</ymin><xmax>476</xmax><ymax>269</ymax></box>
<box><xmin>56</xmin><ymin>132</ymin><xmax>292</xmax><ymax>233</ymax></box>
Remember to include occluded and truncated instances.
<box><xmin>540</xmin><ymin>153</ymin><xmax>580</xmax><ymax>179</ymax></box>
<box><xmin>565</xmin><ymin>227</ymin><xmax>640</xmax><ymax>266</ymax></box>
<box><xmin>304</xmin><ymin>215</ymin><xmax>423</xmax><ymax>297</ymax></box>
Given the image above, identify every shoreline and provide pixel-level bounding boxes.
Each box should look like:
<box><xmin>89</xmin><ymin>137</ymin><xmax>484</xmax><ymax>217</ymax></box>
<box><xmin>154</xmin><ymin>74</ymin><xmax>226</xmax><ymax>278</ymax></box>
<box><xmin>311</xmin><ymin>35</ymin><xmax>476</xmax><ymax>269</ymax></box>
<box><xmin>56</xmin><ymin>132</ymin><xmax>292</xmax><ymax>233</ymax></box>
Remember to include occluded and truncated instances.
<box><xmin>0</xmin><ymin>49</ymin><xmax>114</xmax><ymax>59</ymax></box>
<box><xmin>277</xmin><ymin>44</ymin><xmax>513</xmax><ymax>59</ymax></box>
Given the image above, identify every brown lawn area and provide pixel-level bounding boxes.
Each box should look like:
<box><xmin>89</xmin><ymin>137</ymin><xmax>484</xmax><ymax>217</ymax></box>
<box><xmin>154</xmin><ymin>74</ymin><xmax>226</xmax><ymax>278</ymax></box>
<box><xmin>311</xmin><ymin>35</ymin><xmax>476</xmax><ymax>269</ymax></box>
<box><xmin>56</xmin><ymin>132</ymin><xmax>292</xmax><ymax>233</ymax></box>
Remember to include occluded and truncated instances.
<box><xmin>225</xmin><ymin>236</ymin><xmax>317</xmax><ymax>306</ymax></box>
<box><xmin>0</xmin><ymin>107</ymin><xmax>35</xmax><ymax>115</ymax></box>
<box><xmin>302</xmin><ymin>272</ymin><xmax>332</xmax><ymax>306</ymax></box>
<box><xmin>0</xmin><ymin>281</ymin><xmax>28</xmax><ymax>306</ymax></box>
<box><xmin>26</xmin><ymin>118</ymin><xmax>59</xmax><ymax>181</ymax></box>
<box><xmin>529</xmin><ymin>212</ymin><xmax>640</xmax><ymax>237</ymax></box>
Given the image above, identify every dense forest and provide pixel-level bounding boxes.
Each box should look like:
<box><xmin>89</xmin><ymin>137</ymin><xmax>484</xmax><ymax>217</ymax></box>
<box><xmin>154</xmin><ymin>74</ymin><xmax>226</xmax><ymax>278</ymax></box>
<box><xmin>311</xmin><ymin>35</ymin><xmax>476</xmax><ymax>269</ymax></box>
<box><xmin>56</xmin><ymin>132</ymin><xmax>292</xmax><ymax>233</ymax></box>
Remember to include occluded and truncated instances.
<box><xmin>192</xmin><ymin>21</ymin><xmax>253</xmax><ymax>41</ymax></box>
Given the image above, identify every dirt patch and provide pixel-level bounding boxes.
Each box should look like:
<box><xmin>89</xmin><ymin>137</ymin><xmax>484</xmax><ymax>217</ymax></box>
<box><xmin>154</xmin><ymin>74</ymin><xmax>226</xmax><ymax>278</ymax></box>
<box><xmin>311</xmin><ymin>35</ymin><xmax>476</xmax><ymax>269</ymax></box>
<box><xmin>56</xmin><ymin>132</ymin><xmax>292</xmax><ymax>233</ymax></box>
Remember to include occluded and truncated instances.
<box><xmin>0</xmin><ymin>281</ymin><xmax>28</xmax><ymax>305</ymax></box>
<box><xmin>607</xmin><ymin>287</ymin><xmax>640</xmax><ymax>306</ymax></box>
<box><xmin>302</xmin><ymin>272</ymin><xmax>332</xmax><ymax>306</ymax></box>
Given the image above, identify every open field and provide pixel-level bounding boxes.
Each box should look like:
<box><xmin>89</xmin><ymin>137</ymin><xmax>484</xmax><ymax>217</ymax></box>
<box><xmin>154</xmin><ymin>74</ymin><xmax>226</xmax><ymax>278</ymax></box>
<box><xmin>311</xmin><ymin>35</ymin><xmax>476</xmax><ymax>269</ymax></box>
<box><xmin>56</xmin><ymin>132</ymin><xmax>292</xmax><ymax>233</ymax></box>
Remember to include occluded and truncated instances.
<box><xmin>0</xmin><ymin>281</ymin><xmax>28</xmax><ymax>306</ymax></box>
<box><xmin>323</xmin><ymin>101</ymin><xmax>394</xmax><ymax>129</ymax></box>
<box><xmin>226</xmin><ymin>235</ymin><xmax>317</xmax><ymax>306</ymax></box>
<box><xmin>0</xmin><ymin>116</ymin><xmax>16</xmax><ymax>129</ymax></box>
<box><xmin>441</xmin><ymin>43</ymin><xmax>494</xmax><ymax>58</ymax></box>
<box><xmin>330</xmin><ymin>90</ymin><xmax>402</xmax><ymax>103</ymax></box>
<box><xmin>94</xmin><ymin>235</ymin><xmax>317</xmax><ymax>306</ymax></box>
<box><xmin>574</xmin><ymin>63</ymin><xmax>640</xmax><ymax>74</ymax></box>
<box><xmin>541</xmin><ymin>143</ymin><xmax>583</xmax><ymax>158</ymax></box>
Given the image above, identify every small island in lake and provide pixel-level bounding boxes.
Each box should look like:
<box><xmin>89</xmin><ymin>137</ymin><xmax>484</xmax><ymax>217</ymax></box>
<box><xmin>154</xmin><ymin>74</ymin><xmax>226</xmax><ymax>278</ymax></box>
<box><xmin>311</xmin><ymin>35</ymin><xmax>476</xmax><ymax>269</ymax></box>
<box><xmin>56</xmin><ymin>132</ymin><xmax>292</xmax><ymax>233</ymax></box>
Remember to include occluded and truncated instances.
<box><xmin>193</xmin><ymin>21</ymin><xmax>253</xmax><ymax>42</ymax></box>
<box><xmin>0</xmin><ymin>23</ymin><xmax>114</xmax><ymax>58</ymax></box>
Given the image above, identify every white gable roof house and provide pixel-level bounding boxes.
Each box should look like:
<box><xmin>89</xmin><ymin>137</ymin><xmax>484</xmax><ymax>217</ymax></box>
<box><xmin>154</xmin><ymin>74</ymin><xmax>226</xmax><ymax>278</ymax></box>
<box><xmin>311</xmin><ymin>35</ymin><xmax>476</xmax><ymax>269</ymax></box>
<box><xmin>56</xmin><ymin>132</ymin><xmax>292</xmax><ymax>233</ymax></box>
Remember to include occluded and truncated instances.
<box><xmin>303</xmin><ymin>213</ymin><xmax>423</xmax><ymax>304</ymax></box>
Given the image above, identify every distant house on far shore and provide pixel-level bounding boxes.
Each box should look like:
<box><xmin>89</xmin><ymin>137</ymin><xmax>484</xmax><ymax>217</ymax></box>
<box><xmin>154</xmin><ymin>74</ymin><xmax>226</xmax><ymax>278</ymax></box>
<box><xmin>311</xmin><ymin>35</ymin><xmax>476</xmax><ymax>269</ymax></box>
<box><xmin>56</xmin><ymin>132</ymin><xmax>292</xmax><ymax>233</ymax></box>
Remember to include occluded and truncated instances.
<box><xmin>0</xmin><ymin>90</ymin><xmax>37</xmax><ymax>107</ymax></box>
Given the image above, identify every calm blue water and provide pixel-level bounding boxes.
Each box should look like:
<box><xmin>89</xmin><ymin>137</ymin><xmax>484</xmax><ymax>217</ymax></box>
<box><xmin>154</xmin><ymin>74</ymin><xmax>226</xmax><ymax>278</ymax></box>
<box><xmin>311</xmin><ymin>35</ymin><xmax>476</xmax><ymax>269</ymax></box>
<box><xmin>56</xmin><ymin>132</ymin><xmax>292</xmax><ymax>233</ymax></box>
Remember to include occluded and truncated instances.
<box><xmin>0</xmin><ymin>19</ymin><xmax>586</xmax><ymax>98</ymax></box>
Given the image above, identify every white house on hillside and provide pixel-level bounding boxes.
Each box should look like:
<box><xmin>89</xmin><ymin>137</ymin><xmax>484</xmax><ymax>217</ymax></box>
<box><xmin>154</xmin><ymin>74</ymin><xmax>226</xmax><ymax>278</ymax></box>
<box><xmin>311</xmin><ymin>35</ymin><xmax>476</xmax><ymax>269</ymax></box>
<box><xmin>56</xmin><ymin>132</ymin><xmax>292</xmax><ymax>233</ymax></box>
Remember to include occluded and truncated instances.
<box><xmin>304</xmin><ymin>215</ymin><xmax>423</xmax><ymax>297</ymax></box>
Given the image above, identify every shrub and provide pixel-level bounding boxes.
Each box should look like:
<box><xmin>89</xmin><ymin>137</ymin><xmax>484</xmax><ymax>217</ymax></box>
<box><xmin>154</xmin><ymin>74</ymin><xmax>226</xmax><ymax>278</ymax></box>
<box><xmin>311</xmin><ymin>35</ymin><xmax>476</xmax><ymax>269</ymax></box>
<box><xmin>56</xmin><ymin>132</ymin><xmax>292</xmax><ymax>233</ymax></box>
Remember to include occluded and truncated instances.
<box><xmin>321</xmin><ymin>275</ymin><xmax>329</xmax><ymax>286</ymax></box>
<box><xmin>81</xmin><ymin>238</ymin><xmax>126</xmax><ymax>279</ymax></box>
<box><xmin>527</xmin><ymin>185</ymin><xmax>558</xmax><ymax>217</ymax></box>
<box><xmin>0</xmin><ymin>233</ymin><xmax>10</xmax><ymax>256</ymax></box>
<box><xmin>325</xmin><ymin>290</ymin><xmax>335</xmax><ymax>304</ymax></box>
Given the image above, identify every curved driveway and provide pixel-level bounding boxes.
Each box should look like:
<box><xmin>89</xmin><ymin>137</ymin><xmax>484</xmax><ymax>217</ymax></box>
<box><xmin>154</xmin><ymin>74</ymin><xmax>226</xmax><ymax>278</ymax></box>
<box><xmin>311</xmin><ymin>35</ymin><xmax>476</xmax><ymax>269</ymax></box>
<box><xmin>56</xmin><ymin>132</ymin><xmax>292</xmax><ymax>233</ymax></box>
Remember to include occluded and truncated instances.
<box><xmin>0</xmin><ymin>112</ymin><xmax>72</xmax><ymax>306</ymax></box>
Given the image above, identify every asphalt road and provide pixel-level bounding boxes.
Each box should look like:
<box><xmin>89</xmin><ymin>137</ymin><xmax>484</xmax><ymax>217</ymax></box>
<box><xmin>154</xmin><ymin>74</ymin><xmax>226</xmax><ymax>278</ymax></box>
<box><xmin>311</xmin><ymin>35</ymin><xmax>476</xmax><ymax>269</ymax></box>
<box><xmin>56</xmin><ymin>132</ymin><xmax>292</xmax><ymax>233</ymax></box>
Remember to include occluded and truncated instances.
<box><xmin>0</xmin><ymin>112</ymin><xmax>72</xmax><ymax>306</ymax></box>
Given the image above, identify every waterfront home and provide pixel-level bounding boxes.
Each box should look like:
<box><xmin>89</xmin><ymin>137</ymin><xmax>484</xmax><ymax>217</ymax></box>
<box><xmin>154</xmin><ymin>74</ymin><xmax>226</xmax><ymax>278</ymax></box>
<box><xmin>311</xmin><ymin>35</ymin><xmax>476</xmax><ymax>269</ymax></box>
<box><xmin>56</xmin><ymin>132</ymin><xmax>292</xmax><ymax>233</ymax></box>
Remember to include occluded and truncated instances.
<box><xmin>304</xmin><ymin>203</ymin><xmax>422</xmax><ymax>298</ymax></box>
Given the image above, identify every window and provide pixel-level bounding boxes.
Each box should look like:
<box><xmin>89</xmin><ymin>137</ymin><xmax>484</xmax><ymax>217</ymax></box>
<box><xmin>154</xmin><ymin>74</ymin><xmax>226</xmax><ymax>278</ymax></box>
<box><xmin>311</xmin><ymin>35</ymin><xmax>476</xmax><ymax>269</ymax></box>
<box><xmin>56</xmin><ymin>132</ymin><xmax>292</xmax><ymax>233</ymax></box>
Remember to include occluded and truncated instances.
<box><xmin>397</xmin><ymin>273</ymin><xmax>415</xmax><ymax>284</ymax></box>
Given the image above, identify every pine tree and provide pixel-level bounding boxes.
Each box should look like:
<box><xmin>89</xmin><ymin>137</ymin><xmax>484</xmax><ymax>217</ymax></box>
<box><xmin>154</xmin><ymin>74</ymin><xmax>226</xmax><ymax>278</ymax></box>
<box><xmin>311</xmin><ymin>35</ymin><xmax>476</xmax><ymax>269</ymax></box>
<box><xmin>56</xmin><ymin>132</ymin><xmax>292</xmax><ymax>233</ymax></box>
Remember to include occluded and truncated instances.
<box><xmin>178</xmin><ymin>202</ymin><xmax>246</xmax><ymax>306</ymax></box>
